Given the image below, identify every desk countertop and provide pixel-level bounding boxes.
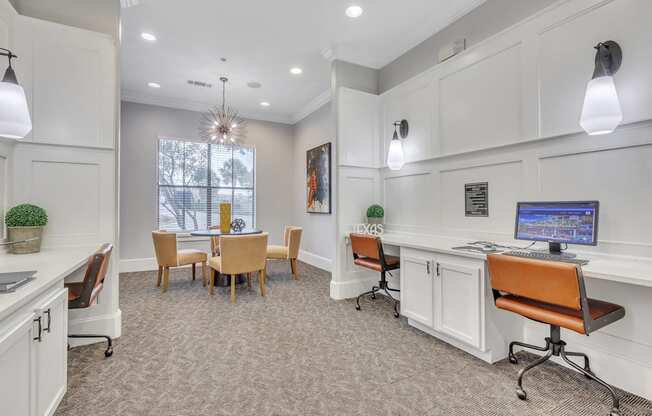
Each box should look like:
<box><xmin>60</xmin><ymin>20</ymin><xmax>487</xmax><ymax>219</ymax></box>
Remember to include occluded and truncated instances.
<box><xmin>0</xmin><ymin>247</ymin><xmax>93</xmax><ymax>322</ymax></box>
<box><xmin>380</xmin><ymin>232</ymin><xmax>652</xmax><ymax>288</ymax></box>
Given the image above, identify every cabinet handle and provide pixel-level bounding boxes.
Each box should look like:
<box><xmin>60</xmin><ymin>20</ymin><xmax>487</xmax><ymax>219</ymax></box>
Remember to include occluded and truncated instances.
<box><xmin>43</xmin><ymin>308</ymin><xmax>52</xmax><ymax>333</ymax></box>
<box><xmin>33</xmin><ymin>316</ymin><xmax>42</xmax><ymax>342</ymax></box>
<box><xmin>436</xmin><ymin>262</ymin><xmax>441</xmax><ymax>276</ymax></box>
<box><xmin>426</xmin><ymin>261</ymin><xmax>431</xmax><ymax>275</ymax></box>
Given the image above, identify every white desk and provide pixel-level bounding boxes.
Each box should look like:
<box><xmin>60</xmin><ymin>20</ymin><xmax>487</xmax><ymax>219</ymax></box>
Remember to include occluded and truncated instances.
<box><xmin>0</xmin><ymin>246</ymin><xmax>94</xmax><ymax>416</ymax></box>
<box><xmin>379</xmin><ymin>232</ymin><xmax>652</xmax><ymax>400</ymax></box>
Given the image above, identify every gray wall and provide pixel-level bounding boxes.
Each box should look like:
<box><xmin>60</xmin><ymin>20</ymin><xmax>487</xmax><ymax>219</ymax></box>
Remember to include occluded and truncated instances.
<box><xmin>379</xmin><ymin>0</ymin><xmax>557</xmax><ymax>92</ymax></box>
<box><xmin>291</xmin><ymin>104</ymin><xmax>335</xmax><ymax>264</ymax></box>
<box><xmin>9</xmin><ymin>0</ymin><xmax>119</xmax><ymax>38</ymax></box>
<box><xmin>120</xmin><ymin>101</ymin><xmax>294</xmax><ymax>260</ymax></box>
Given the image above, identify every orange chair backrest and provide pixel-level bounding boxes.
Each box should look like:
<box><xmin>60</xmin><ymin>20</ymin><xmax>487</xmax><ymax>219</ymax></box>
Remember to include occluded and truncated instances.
<box><xmin>350</xmin><ymin>233</ymin><xmax>380</xmax><ymax>260</ymax></box>
<box><xmin>79</xmin><ymin>243</ymin><xmax>113</xmax><ymax>306</ymax></box>
<box><xmin>487</xmin><ymin>254</ymin><xmax>582</xmax><ymax>311</ymax></box>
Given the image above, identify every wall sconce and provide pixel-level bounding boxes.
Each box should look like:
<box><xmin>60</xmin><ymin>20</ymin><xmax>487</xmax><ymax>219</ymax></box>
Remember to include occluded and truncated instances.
<box><xmin>0</xmin><ymin>48</ymin><xmax>32</xmax><ymax>139</ymax></box>
<box><xmin>579</xmin><ymin>41</ymin><xmax>623</xmax><ymax>136</ymax></box>
<box><xmin>387</xmin><ymin>119</ymin><xmax>408</xmax><ymax>171</ymax></box>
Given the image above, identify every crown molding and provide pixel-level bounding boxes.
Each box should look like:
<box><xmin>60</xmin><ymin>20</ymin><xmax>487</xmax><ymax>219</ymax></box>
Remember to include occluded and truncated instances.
<box><xmin>121</xmin><ymin>89</ymin><xmax>295</xmax><ymax>125</ymax></box>
<box><xmin>290</xmin><ymin>90</ymin><xmax>331</xmax><ymax>124</ymax></box>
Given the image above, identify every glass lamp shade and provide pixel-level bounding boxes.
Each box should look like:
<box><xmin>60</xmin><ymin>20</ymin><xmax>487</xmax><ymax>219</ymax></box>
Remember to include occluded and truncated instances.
<box><xmin>0</xmin><ymin>80</ymin><xmax>32</xmax><ymax>139</ymax></box>
<box><xmin>387</xmin><ymin>138</ymin><xmax>405</xmax><ymax>171</ymax></box>
<box><xmin>579</xmin><ymin>76</ymin><xmax>622</xmax><ymax>136</ymax></box>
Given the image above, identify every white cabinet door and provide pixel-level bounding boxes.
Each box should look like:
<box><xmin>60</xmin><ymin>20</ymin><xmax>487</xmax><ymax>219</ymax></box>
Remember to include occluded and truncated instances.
<box><xmin>0</xmin><ymin>313</ymin><xmax>38</xmax><ymax>416</ymax></box>
<box><xmin>434</xmin><ymin>260</ymin><xmax>482</xmax><ymax>349</ymax></box>
<box><xmin>400</xmin><ymin>249</ymin><xmax>434</xmax><ymax>327</ymax></box>
<box><xmin>34</xmin><ymin>288</ymin><xmax>68</xmax><ymax>416</ymax></box>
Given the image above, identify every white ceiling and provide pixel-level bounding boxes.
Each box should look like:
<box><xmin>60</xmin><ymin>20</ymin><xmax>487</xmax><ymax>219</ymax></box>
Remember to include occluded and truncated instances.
<box><xmin>121</xmin><ymin>0</ymin><xmax>485</xmax><ymax>124</ymax></box>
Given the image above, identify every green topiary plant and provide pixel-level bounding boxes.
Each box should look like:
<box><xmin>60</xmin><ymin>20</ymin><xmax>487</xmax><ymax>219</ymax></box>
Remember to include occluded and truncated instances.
<box><xmin>366</xmin><ymin>204</ymin><xmax>384</xmax><ymax>218</ymax></box>
<box><xmin>5</xmin><ymin>204</ymin><xmax>48</xmax><ymax>227</ymax></box>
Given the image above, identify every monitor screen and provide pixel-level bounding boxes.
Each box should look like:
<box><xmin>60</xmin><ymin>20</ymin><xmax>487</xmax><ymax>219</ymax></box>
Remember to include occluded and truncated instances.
<box><xmin>514</xmin><ymin>201</ymin><xmax>599</xmax><ymax>246</ymax></box>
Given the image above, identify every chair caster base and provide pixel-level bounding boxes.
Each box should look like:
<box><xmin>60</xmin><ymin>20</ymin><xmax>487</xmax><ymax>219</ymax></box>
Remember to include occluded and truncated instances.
<box><xmin>104</xmin><ymin>347</ymin><xmax>113</xmax><ymax>357</ymax></box>
<box><xmin>516</xmin><ymin>388</ymin><xmax>527</xmax><ymax>400</ymax></box>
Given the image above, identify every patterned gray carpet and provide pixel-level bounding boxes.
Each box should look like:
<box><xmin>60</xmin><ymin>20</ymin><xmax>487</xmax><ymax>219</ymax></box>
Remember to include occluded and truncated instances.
<box><xmin>55</xmin><ymin>261</ymin><xmax>651</xmax><ymax>416</ymax></box>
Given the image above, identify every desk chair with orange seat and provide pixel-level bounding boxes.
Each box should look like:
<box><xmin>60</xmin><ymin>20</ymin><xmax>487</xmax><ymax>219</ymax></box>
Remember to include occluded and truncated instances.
<box><xmin>487</xmin><ymin>254</ymin><xmax>625</xmax><ymax>416</ymax></box>
<box><xmin>350</xmin><ymin>233</ymin><xmax>400</xmax><ymax>318</ymax></box>
<box><xmin>65</xmin><ymin>243</ymin><xmax>114</xmax><ymax>358</ymax></box>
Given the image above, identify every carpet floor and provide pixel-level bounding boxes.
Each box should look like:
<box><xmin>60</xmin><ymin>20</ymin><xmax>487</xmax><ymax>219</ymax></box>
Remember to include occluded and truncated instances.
<box><xmin>55</xmin><ymin>261</ymin><xmax>651</xmax><ymax>416</ymax></box>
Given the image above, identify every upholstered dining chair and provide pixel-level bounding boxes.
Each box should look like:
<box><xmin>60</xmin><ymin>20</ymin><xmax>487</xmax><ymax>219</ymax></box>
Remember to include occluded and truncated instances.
<box><xmin>208</xmin><ymin>233</ymin><xmax>268</xmax><ymax>303</ymax></box>
<box><xmin>152</xmin><ymin>231</ymin><xmax>207</xmax><ymax>292</ymax></box>
<box><xmin>266</xmin><ymin>226</ymin><xmax>303</xmax><ymax>279</ymax></box>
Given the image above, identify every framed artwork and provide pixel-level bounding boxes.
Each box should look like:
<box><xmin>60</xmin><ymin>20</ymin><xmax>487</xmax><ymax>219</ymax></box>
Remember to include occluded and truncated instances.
<box><xmin>306</xmin><ymin>142</ymin><xmax>331</xmax><ymax>214</ymax></box>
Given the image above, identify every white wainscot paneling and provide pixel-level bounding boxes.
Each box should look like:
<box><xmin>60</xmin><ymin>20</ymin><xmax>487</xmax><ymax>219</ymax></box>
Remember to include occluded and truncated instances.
<box><xmin>338</xmin><ymin>88</ymin><xmax>380</xmax><ymax>168</ymax></box>
<box><xmin>382</xmin><ymin>74</ymin><xmax>436</xmax><ymax>164</ymax></box>
<box><xmin>439</xmin><ymin>43</ymin><xmax>523</xmax><ymax>155</ymax></box>
<box><xmin>13</xmin><ymin>16</ymin><xmax>116</xmax><ymax>148</ymax></box>
<box><xmin>384</xmin><ymin>171</ymin><xmax>436</xmax><ymax>231</ymax></box>
<box><xmin>12</xmin><ymin>144</ymin><xmax>115</xmax><ymax>247</ymax></box>
<box><xmin>538</xmin><ymin>0</ymin><xmax>652</xmax><ymax>138</ymax></box>
<box><xmin>0</xmin><ymin>155</ymin><xmax>6</xmax><ymax>238</ymax></box>
<box><xmin>439</xmin><ymin>160</ymin><xmax>524</xmax><ymax>235</ymax></box>
<box><xmin>539</xmin><ymin>144</ymin><xmax>652</xmax><ymax>246</ymax></box>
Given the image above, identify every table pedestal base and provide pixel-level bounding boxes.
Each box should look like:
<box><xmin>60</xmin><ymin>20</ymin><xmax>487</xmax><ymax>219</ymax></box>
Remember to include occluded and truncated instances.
<box><xmin>212</xmin><ymin>271</ymin><xmax>247</xmax><ymax>287</ymax></box>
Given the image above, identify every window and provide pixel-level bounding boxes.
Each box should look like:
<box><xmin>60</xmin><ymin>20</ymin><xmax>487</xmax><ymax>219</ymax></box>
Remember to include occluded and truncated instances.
<box><xmin>157</xmin><ymin>138</ymin><xmax>255</xmax><ymax>232</ymax></box>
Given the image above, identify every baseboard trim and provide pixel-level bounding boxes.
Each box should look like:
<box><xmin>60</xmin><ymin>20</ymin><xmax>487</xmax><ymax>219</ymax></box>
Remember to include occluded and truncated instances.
<box><xmin>68</xmin><ymin>309</ymin><xmax>122</xmax><ymax>347</ymax></box>
<box><xmin>298</xmin><ymin>250</ymin><xmax>332</xmax><ymax>272</ymax></box>
<box><xmin>330</xmin><ymin>275</ymin><xmax>377</xmax><ymax>300</ymax></box>
<box><xmin>119</xmin><ymin>257</ymin><xmax>158</xmax><ymax>273</ymax></box>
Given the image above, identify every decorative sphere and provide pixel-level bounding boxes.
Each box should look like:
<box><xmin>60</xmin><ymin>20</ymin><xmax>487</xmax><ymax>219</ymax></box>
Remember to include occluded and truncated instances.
<box><xmin>231</xmin><ymin>218</ymin><xmax>246</xmax><ymax>232</ymax></box>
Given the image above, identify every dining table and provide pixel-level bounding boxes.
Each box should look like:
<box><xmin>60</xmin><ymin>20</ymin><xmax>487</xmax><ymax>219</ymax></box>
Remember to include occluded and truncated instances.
<box><xmin>190</xmin><ymin>228</ymin><xmax>263</xmax><ymax>287</ymax></box>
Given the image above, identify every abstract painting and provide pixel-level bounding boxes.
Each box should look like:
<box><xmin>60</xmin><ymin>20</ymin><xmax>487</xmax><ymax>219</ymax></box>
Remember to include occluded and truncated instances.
<box><xmin>306</xmin><ymin>142</ymin><xmax>331</xmax><ymax>214</ymax></box>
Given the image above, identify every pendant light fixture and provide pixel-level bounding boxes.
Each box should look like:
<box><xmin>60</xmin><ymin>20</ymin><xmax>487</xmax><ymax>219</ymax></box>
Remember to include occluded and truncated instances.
<box><xmin>579</xmin><ymin>41</ymin><xmax>623</xmax><ymax>136</ymax></box>
<box><xmin>387</xmin><ymin>120</ymin><xmax>408</xmax><ymax>171</ymax></box>
<box><xmin>0</xmin><ymin>48</ymin><xmax>32</xmax><ymax>139</ymax></box>
<box><xmin>199</xmin><ymin>76</ymin><xmax>246</xmax><ymax>145</ymax></box>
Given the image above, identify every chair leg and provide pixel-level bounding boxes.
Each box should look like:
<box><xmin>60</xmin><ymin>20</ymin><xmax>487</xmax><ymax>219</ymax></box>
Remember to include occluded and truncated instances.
<box><xmin>563</xmin><ymin>350</ymin><xmax>592</xmax><ymax>374</ymax></box>
<box><xmin>162</xmin><ymin>267</ymin><xmax>170</xmax><ymax>293</ymax></box>
<box><xmin>201</xmin><ymin>262</ymin><xmax>207</xmax><ymax>287</ymax></box>
<box><xmin>68</xmin><ymin>334</ymin><xmax>113</xmax><ymax>358</ymax></box>
<box><xmin>561</xmin><ymin>347</ymin><xmax>621</xmax><ymax>416</ymax></box>
<box><xmin>209</xmin><ymin>269</ymin><xmax>215</xmax><ymax>295</ymax></box>
<box><xmin>230</xmin><ymin>274</ymin><xmax>236</xmax><ymax>304</ymax></box>
<box><xmin>260</xmin><ymin>269</ymin><xmax>266</xmax><ymax>297</ymax></box>
<box><xmin>290</xmin><ymin>258</ymin><xmax>298</xmax><ymax>279</ymax></box>
<box><xmin>516</xmin><ymin>349</ymin><xmax>553</xmax><ymax>400</ymax></box>
<box><xmin>247</xmin><ymin>272</ymin><xmax>252</xmax><ymax>289</ymax></box>
<box><xmin>156</xmin><ymin>266</ymin><xmax>162</xmax><ymax>287</ymax></box>
<box><xmin>192</xmin><ymin>263</ymin><xmax>196</xmax><ymax>280</ymax></box>
<box><xmin>508</xmin><ymin>339</ymin><xmax>551</xmax><ymax>364</ymax></box>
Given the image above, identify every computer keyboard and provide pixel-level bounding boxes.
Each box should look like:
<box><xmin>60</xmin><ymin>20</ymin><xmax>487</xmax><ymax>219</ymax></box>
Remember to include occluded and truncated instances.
<box><xmin>504</xmin><ymin>250</ymin><xmax>589</xmax><ymax>265</ymax></box>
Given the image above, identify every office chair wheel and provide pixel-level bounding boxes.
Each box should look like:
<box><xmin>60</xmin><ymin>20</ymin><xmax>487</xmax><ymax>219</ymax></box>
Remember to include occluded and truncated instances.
<box><xmin>609</xmin><ymin>409</ymin><xmax>621</xmax><ymax>416</ymax></box>
<box><xmin>355</xmin><ymin>305</ymin><xmax>361</xmax><ymax>311</ymax></box>
<box><xmin>393</xmin><ymin>311</ymin><xmax>400</xmax><ymax>318</ymax></box>
<box><xmin>516</xmin><ymin>388</ymin><xmax>527</xmax><ymax>400</ymax></box>
<box><xmin>371</xmin><ymin>293</ymin><xmax>376</xmax><ymax>300</ymax></box>
<box><xmin>508</xmin><ymin>354</ymin><xmax>518</xmax><ymax>364</ymax></box>
<box><xmin>104</xmin><ymin>346</ymin><xmax>113</xmax><ymax>357</ymax></box>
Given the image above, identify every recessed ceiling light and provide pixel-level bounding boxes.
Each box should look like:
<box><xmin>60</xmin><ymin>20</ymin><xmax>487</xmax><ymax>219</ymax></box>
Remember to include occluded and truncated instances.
<box><xmin>290</xmin><ymin>67</ymin><xmax>303</xmax><ymax>75</ymax></box>
<box><xmin>345</xmin><ymin>5</ymin><xmax>363</xmax><ymax>18</ymax></box>
<box><xmin>247</xmin><ymin>81</ymin><xmax>262</xmax><ymax>89</ymax></box>
<box><xmin>141</xmin><ymin>32</ymin><xmax>157</xmax><ymax>42</ymax></box>
<box><xmin>260</xmin><ymin>101</ymin><xmax>270</xmax><ymax>107</ymax></box>
<box><xmin>148</xmin><ymin>82</ymin><xmax>161</xmax><ymax>88</ymax></box>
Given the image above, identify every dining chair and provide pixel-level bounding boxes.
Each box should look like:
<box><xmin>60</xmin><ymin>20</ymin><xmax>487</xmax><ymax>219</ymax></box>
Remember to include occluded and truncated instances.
<box><xmin>266</xmin><ymin>226</ymin><xmax>303</xmax><ymax>279</ymax></box>
<box><xmin>152</xmin><ymin>231</ymin><xmax>207</xmax><ymax>292</ymax></box>
<box><xmin>208</xmin><ymin>233</ymin><xmax>268</xmax><ymax>303</ymax></box>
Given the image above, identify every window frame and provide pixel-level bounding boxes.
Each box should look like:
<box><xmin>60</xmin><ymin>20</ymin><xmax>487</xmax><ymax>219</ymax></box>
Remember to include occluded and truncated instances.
<box><xmin>156</xmin><ymin>137</ymin><xmax>256</xmax><ymax>234</ymax></box>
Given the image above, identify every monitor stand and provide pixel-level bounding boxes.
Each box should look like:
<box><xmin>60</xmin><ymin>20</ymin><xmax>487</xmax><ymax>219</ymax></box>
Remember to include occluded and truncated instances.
<box><xmin>546</xmin><ymin>242</ymin><xmax>577</xmax><ymax>259</ymax></box>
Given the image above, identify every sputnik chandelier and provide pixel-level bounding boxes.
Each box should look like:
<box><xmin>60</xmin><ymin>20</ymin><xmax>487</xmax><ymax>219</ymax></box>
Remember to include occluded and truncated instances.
<box><xmin>199</xmin><ymin>76</ymin><xmax>246</xmax><ymax>144</ymax></box>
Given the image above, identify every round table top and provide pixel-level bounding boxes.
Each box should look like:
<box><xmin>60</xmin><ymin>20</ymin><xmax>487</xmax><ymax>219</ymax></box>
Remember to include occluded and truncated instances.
<box><xmin>189</xmin><ymin>228</ymin><xmax>263</xmax><ymax>237</ymax></box>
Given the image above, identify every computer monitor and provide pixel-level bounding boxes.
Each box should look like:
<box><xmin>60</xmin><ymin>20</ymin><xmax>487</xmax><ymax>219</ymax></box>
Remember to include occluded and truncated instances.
<box><xmin>514</xmin><ymin>201</ymin><xmax>599</xmax><ymax>254</ymax></box>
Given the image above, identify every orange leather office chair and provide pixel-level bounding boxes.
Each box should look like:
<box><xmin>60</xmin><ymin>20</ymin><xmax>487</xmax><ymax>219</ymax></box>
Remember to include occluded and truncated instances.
<box><xmin>65</xmin><ymin>243</ymin><xmax>114</xmax><ymax>358</ymax></box>
<box><xmin>350</xmin><ymin>233</ymin><xmax>400</xmax><ymax>318</ymax></box>
<box><xmin>487</xmin><ymin>254</ymin><xmax>625</xmax><ymax>416</ymax></box>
